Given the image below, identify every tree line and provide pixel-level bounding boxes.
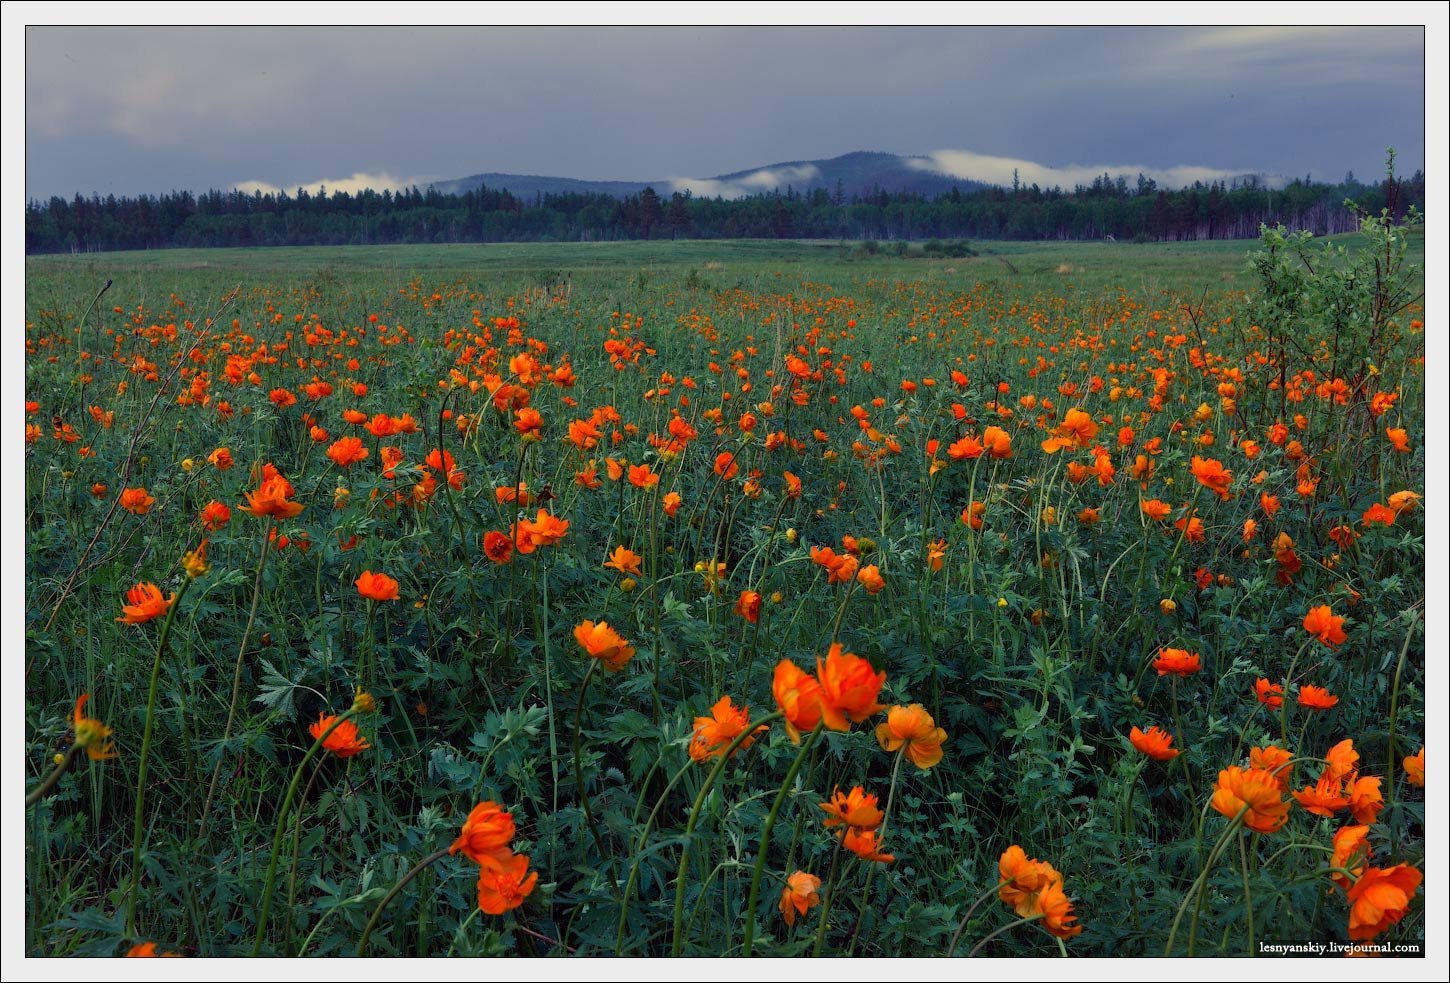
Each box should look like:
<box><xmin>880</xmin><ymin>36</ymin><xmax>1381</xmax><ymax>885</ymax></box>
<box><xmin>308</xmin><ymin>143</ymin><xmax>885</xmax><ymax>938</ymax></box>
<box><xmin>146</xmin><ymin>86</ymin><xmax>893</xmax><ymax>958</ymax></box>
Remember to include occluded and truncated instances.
<box><xmin>25</xmin><ymin>170</ymin><xmax>1424</xmax><ymax>254</ymax></box>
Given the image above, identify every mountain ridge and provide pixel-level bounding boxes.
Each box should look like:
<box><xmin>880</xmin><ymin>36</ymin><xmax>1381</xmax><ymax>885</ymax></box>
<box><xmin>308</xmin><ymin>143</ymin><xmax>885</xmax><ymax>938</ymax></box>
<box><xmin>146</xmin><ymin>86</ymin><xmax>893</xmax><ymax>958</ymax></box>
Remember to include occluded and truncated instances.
<box><xmin>430</xmin><ymin>150</ymin><xmax>992</xmax><ymax>200</ymax></box>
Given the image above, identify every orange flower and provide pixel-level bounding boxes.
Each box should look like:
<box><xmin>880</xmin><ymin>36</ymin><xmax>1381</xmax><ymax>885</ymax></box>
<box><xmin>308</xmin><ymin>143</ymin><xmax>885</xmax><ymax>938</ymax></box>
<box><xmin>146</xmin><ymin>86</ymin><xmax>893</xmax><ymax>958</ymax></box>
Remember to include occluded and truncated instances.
<box><xmin>603</xmin><ymin>545</ymin><xmax>643</xmax><ymax>576</ymax></box>
<box><xmin>925</xmin><ymin>539</ymin><xmax>947</xmax><ymax>573</ymax></box>
<box><xmin>1346</xmin><ymin>865</ymin><xmax>1422</xmax><ymax>941</ymax></box>
<box><xmin>1129</xmin><ymin>725</ymin><xmax>1180</xmax><ymax>761</ymax></box>
<box><xmin>841</xmin><ymin>826</ymin><xmax>894</xmax><ymax>863</ymax></box>
<box><xmin>1387</xmin><ymin>490</ymin><xmax>1421</xmax><ymax>514</ymax></box>
<box><xmin>875</xmin><ymin>704</ymin><xmax>947</xmax><ymax>769</ymax></box>
<box><xmin>961</xmin><ymin>501</ymin><xmax>986</xmax><ymax>531</ymax></box>
<box><xmin>815</xmin><ymin>643</ymin><xmax>885</xmax><ymax>731</ymax></box>
<box><xmin>1190</xmin><ymin>455</ymin><xmax>1233</xmax><ymax>500</ymax></box>
<box><xmin>1292</xmin><ymin>772</ymin><xmax>1350</xmax><ymax>817</ymax></box>
<box><xmin>125</xmin><ymin>941</ymin><xmax>181</xmax><ymax>957</ymax></box>
<box><xmin>1254</xmin><ymin>678</ymin><xmax>1284</xmax><ymax>710</ymax></box>
<box><xmin>1175</xmin><ymin>514</ymin><xmax>1205</xmax><ymax>543</ymax></box>
<box><xmin>1324</xmin><ymin>739</ymin><xmax>1360</xmax><ymax>782</ymax></box>
<box><xmin>1297</xmin><ymin>685</ymin><xmax>1339</xmax><ymax>710</ymax></box>
<box><xmin>819</xmin><ymin>786</ymin><xmax>884</xmax><ymax>830</ymax></box>
<box><xmin>1303</xmin><ymin>605</ymin><xmax>1347</xmax><ymax>647</ymax></box>
<box><xmin>713</xmin><ymin>450</ymin><xmax>740</xmax><ymax>480</ymax></box>
<box><xmin>1042</xmin><ymin>408</ymin><xmax>1096</xmax><ymax>453</ymax></box>
<box><xmin>1250</xmin><ymin>745</ymin><xmax>1294</xmax><ymax>792</ymax></box>
<box><xmin>1331</xmin><ymin>825</ymin><xmax>1372</xmax><ymax>889</ymax></box>
<box><xmin>1034</xmin><ymin>880</ymin><xmax>1083</xmax><ymax>939</ymax></box>
<box><xmin>71</xmin><ymin>694</ymin><xmax>117</xmax><ymax>761</ymax></box>
<box><xmin>449</xmin><ymin>801</ymin><xmax>516</xmax><ymax>863</ymax></box>
<box><xmin>574</xmin><ymin>620</ymin><xmax>635</xmax><ymax>672</ymax></box>
<box><xmin>662</xmin><ymin>491</ymin><xmax>683</xmax><ymax>517</ymax></box>
<box><xmin>568</xmin><ymin>418</ymin><xmax>602</xmax><ymax>450</ymax></box>
<box><xmin>1152</xmin><ymin>647</ymin><xmax>1201</xmax><ymax>677</ymax></box>
<box><xmin>483</xmin><ymin>531</ymin><xmax>514</xmax><ymax>564</ymax></box>
<box><xmin>1384</xmin><ymin>427</ymin><xmax>1410</xmax><ymax>452</ymax></box>
<box><xmin>199</xmin><ymin>501</ymin><xmax>232</xmax><ymax>531</ymax></box>
<box><xmin>810</xmin><ymin>545</ymin><xmax>859</xmax><ymax>585</ymax></box>
<box><xmin>242</xmin><ymin>475</ymin><xmax>303</xmax><ymax>519</ymax></box>
<box><xmin>772</xmin><ymin>658</ymin><xmax>824</xmax><ymax>743</ymax></box>
<box><xmin>476</xmin><ymin>850</ymin><xmax>538</xmax><ymax>915</ymax></box>
<box><xmin>627</xmin><ymin>463</ymin><xmax>658</xmax><ymax>489</ymax></box>
<box><xmin>983</xmin><ymin>425</ymin><xmax>1014</xmax><ymax>458</ymax></box>
<box><xmin>778</xmin><ymin>871</ymin><xmax>822</xmax><ymax>927</ymax></box>
<box><xmin>309</xmin><ymin>713</ymin><xmax>371</xmax><ymax>758</ymax></box>
<box><xmin>948</xmin><ymin>434</ymin><xmax>984</xmax><ymax>460</ymax></box>
<box><xmin>1403</xmin><ymin>747</ymin><xmax>1424</xmax><ymax>787</ymax></box>
<box><xmin>120</xmin><ymin>487</ymin><xmax>155</xmax><ymax>515</ymax></box>
<box><xmin>997</xmin><ymin>846</ymin><xmax>1063</xmax><ymax>917</ymax></box>
<box><xmin>207</xmin><ymin>447</ymin><xmax>234</xmax><ymax>470</ymax></box>
<box><xmin>511</xmin><ymin>509</ymin><xmax>570</xmax><ymax>554</ymax></box>
<box><xmin>365</xmin><ymin>413</ymin><xmax>398</xmax><ymax>438</ymax></box>
<box><xmin>513</xmin><ymin>407</ymin><xmax>544</xmax><ymax>440</ymax></box>
<box><xmin>1211</xmin><ymin>766</ymin><xmax>1291</xmax><ymax>833</ymax></box>
<box><xmin>782</xmin><ymin>470</ymin><xmax>802</xmax><ymax>498</ymax></box>
<box><xmin>377</xmin><ymin>445</ymin><xmax>405</xmax><ymax>480</ymax></box>
<box><xmin>1346</xmin><ymin>774</ymin><xmax>1384</xmax><ymax>825</ymax></box>
<box><xmin>689</xmin><ymin>696</ymin><xmax>761</xmax><ymax>762</ymax></box>
<box><xmin>117</xmin><ymin>582</ymin><xmax>174</xmax><ymax>625</ymax></box>
<box><xmin>326</xmin><ymin>436</ymin><xmax>368</xmax><ymax>468</ymax></box>
<box><xmin>1361</xmin><ymin>502</ymin><xmax>1396</xmax><ymax>527</ymax></box>
<box><xmin>1140</xmin><ymin>498</ymin><xmax>1171</xmax><ymax>521</ymax></box>
<box><xmin>856</xmin><ymin>564</ymin><xmax>885</xmax><ymax>595</ymax></box>
<box><xmin>355</xmin><ymin>570</ymin><xmax>399</xmax><ymax>602</ymax></box>
<box><xmin>734</xmin><ymin>589</ymin><xmax>762</xmax><ymax>624</ymax></box>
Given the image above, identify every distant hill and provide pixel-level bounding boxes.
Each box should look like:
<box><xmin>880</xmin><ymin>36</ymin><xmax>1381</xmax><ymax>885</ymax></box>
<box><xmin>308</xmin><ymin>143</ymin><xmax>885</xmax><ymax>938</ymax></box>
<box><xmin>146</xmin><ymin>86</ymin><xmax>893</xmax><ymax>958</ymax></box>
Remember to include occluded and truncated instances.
<box><xmin>431</xmin><ymin>151</ymin><xmax>992</xmax><ymax>200</ymax></box>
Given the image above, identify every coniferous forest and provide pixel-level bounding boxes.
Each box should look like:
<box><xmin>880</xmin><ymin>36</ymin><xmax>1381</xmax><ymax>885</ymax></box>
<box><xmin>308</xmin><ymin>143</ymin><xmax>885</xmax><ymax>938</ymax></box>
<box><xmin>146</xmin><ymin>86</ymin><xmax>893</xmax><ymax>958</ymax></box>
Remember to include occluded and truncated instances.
<box><xmin>25</xmin><ymin>170</ymin><xmax>1424</xmax><ymax>254</ymax></box>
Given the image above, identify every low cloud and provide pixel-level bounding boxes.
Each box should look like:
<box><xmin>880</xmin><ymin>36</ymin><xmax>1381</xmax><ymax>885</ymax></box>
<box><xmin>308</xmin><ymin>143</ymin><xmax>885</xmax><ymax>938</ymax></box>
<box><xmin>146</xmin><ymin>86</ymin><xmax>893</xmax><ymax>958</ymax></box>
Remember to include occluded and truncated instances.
<box><xmin>229</xmin><ymin>171</ymin><xmax>430</xmax><ymax>197</ymax></box>
<box><xmin>669</xmin><ymin>163</ymin><xmax>822</xmax><ymax>199</ymax></box>
<box><xmin>910</xmin><ymin>149</ymin><xmax>1282</xmax><ymax>190</ymax></box>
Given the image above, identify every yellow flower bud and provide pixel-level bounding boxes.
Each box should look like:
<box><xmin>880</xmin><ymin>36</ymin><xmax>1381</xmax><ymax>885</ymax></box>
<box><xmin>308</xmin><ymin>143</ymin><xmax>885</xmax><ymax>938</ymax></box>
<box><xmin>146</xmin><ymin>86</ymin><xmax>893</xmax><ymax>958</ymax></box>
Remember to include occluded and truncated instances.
<box><xmin>181</xmin><ymin>542</ymin><xmax>210</xmax><ymax>579</ymax></box>
<box><xmin>181</xmin><ymin>458</ymin><xmax>195</xmax><ymax>473</ymax></box>
<box><xmin>1160</xmin><ymin>598</ymin><xmax>1176</xmax><ymax>615</ymax></box>
<box><xmin>351</xmin><ymin>691</ymin><xmax>376</xmax><ymax>714</ymax></box>
<box><xmin>620</xmin><ymin>577</ymin><xmax>637</xmax><ymax>593</ymax></box>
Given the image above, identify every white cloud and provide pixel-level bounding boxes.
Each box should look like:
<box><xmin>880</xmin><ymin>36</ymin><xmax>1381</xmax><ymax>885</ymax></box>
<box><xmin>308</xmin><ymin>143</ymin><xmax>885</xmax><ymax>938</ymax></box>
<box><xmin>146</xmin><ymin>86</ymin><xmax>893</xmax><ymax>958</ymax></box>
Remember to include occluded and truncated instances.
<box><xmin>909</xmin><ymin>149</ymin><xmax>1283</xmax><ymax>190</ymax></box>
<box><xmin>229</xmin><ymin>172</ymin><xmax>430</xmax><ymax>196</ymax></box>
<box><xmin>669</xmin><ymin>163</ymin><xmax>821</xmax><ymax>199</ymax></box>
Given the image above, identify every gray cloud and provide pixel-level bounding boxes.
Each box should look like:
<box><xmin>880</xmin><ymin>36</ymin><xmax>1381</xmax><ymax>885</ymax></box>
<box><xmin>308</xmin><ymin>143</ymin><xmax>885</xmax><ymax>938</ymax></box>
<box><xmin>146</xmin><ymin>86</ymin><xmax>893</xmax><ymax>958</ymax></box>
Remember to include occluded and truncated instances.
<box><xmin>670</xmin><ymin>164</ymin><xmax>822</xmax><ymax>199</ymax></box>
<box><xmin>911</xmin><ymin>151</ymin><xmax>1283</xmax><ymax>190</ymax></box>
<box><xmin>24</xmin><ymin>26</ymin><xmax>1426</xmax><ymax>201</ymax></box>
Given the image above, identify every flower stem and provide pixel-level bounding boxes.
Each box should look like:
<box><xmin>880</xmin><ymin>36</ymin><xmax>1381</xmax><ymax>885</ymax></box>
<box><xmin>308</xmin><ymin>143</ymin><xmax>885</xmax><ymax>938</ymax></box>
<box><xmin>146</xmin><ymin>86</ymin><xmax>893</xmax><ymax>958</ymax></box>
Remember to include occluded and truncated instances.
<box><xmin>967</xmin><ymin>913</ymin><xmax>1045</xmax><ymax>957</ymax></box>
<box><xmin>573</xmin><ymin>659</ymin><xmax>622</xmax><ymax>903</ymax></box>
<box><xmin>1165</xmin><ymin>805</ymin><xmax>1246</xmax><ymax>956</ymax></box>
<box><xmin>741</xmin><ymin>723</ymin><xmax>823</xmax><ymax>957</ymax></box>
<box><xmin>616</xmin><ymin>757</ymin><xmax>694</xmax><ymax>955</ymax></box>
<box><xmin>845</xmin><ymin>746</ymin><xmax>905</xmax><ymax>955</ymax></box>
<box><xmin>356</xmin><ymin>845</ymin><xmax>451</xmax><ymax>956</ymax></box>
<box><xmin>24</xmin><ymin>745</ymin><xmax>82</xmax><ymax>807</ymax></box>
<box><xmin>251</xmin><ymin>709</ymin><xmax>358</xmax><ymax>956</ymax></box>
<box><xmin>199</xmin><ymin>522</ymin><xmax>273</xmax><ymax>835</ymax></box>
<box><xmin>670</xmin><ymin>710</ymin><xmax>783</xmax><ymax>956</ymax></box>
<box><xmin>810</xmin><ymin>834</ymin><xmax>845</xmax><ymax>956</ymax></box>
<box><xmin>945</xmin><ymin>882</ymin><xmax>1004</xmax><ymax>956</ymax></box>
<box><xmin>126</xmin><ymin>576</ymin><xmax>191</xmax><ymax>936</ymax></box>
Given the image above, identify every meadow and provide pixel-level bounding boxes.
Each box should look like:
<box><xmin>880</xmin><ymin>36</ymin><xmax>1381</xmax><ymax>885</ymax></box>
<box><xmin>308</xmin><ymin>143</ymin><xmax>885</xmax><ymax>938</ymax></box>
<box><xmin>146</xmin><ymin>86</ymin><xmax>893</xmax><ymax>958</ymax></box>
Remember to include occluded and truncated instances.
<box><xmin>23</xmin><ymin>226</ymin><xmax>1425</xmax><ymax>958</ymax></box>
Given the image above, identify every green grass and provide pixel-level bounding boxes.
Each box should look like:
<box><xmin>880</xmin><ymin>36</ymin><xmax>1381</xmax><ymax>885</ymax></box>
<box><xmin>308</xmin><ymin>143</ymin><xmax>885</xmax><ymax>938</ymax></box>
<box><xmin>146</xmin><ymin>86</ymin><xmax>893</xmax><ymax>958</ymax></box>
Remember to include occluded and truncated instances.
<box><xmin>23</xmin><ymin>229</ymin><xmax>1425</xmax><ymax>958</ymax></box>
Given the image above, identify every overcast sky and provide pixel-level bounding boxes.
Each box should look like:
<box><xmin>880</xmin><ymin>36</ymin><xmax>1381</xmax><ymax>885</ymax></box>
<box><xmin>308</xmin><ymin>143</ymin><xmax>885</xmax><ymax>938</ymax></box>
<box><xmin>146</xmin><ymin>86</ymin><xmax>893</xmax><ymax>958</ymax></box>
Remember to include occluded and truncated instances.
<box><xmin>24</xmin><ymin>25</ymin><xmax>1426</xmax><ymax>200</ymax></box>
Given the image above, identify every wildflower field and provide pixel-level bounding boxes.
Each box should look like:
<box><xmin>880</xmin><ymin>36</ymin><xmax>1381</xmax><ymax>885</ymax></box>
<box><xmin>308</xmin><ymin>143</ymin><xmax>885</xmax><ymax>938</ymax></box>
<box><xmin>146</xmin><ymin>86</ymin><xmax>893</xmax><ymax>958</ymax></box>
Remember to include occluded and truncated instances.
<box><xmin>22</xmin><ymin>223</ymin><xmax>1425</xmax><ymax>958</ymax></box>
